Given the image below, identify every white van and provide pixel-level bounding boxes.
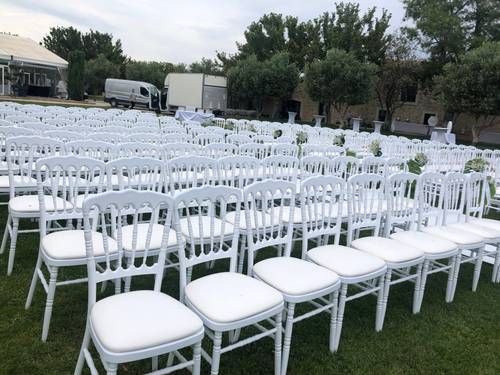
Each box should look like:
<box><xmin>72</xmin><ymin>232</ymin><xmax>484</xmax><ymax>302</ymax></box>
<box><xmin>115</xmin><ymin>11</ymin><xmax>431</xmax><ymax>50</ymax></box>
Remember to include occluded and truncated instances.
<box><xmin>104</xmin><ymin>78</ymin><xmax>161</xmax><ymax>110</ymax></box>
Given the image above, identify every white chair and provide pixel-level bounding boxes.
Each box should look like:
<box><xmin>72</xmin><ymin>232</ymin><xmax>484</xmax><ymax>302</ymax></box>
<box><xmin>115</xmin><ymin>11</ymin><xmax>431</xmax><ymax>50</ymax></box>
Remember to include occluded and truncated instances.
<box><xmin>217</xmin><ymin>156</ymin><xmax>260</xmax><ymax>188</ymax></box>
<box><xmin>163</xmin><ymin>143</ymin><xmax>201</xmax><ymax>160</ymax></box>
<box><xmin>300</xmin><ymin>156</ymin><xmax>331</xmax><ymax>180</ymax></box>
<box><xmin>44</xmin><ymin>130</ymin><xmax>82</xmax><ymax>143</ymax></box>
<box><xmin>361</xmin><ymin>156</ymin><xmax>387</xmax><ymax>175</ymax></box>
<box><xmin>65</xmin><ymin>140</ymin><xmax>116</xmax><ymax>162</ymax></box>
<box><xmin>227</xmin><ymin>134</ymin><xmax>252</xmax><ymax>146</ymax></box>
<box><xmin>105</xmin><ymin>157</ymin><xmax>167</xmax><ymax>193</ymax></box>
<box><xmin>2</xmin><ymin>136</ymin><xmax>64</xmax><ymax>275</ymax></box>
<box><xmin>271</xmin><ymin>143</ymin><xmax>298</xmax><ymax>157</ymax></box>
<box><xmin>243</xmin><ymin>179</ymin><xmax>341</xmax><ymax>373</ymax></box>
<box><xmin>304</xmin><ymin>175</ymin><xmax>387</xmax><ymax>351</ymax></box>
<box><xmin>25</xmin><ymin>156</ymin><xmax>107</xmax><ymax>341</ymax></box>
<box><xmin>173</xmin><ymin>185</ymin><xmax>284</xmax><ymax>375</ymax></box>
<box><xmin>168</xmin><ymin>156</ymin><xmax>217</xmax><ymax>194</ymax></box>
<box><xmin>262</xmin><ymin>155</ymin><xmax>299</xmax><ymax>182</ymax></box>
<box><xmin>116</xmin><ymin>142</ymin><xmax>163</xmax><ymax>159</ymax></box>
<box><xmin>203</xmin><ymin>143</ymin><xmax>238</xmax><ymax>158</ymax></box>
<box><xmin>330</xmin><ymin>156</ymin><xmax>360</xmax><ymax>180</ymax></box>
<box><xmin>348</xmin><ymin>174</ymin><xmax>426</xmax><ymax>319</ymax></box>
<box><xmin>386</xmin><ymin>173</ymin><xmax>461</xmax><ymax>307</ymax></box>
<box><xmin>419</xmin><ymin>172</ymin><xmax>486</xmax><ymax>292</ymax></box>
<box><xmin>239</xmin><ymin>143</ymin><xmax>269</xmax><ymax>159</ymax></box>
<box><xmin>74</xmin><ymin>190</ymin><xmax>204</xmax><ymax>375</ymax></box>
<box><xmin>193</xmin><ymin>133</ymin><xmax>224</xmax><ymax>146</ymax></box>
<box><xmin>88</xmin><ymin>132</ymin><xmax>126</xmax><ymax>144</ymax></box>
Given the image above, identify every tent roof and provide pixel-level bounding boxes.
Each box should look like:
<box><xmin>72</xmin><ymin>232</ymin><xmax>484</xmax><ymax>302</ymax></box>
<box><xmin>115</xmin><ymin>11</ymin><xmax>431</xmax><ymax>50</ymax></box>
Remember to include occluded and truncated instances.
<box><xmin>0</xmin><ymin>33</ymin><xmax>68</xmax><ymax>68</ymax></box>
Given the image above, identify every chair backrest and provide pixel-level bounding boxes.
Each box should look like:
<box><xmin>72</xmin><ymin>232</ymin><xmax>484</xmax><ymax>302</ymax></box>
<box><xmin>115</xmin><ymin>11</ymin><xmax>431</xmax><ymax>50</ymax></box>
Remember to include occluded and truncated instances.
<box><xmin>442</xmin><ymin>172</ymin><xmax>467</xmax><ymax>225</ymax></box>
<box><xmin>163</xmin><ymin>143</ymin><xmax>201</xmax><ymax>159</ymax></box>
<box><xmin>203</xmin><ymin>143</ymin><xmax>238</xmax><ymax>158</ymax></box>
<box><xmin>243</xmin><ymin>179</ymin><xmax>295</xmax><ymax>275</ymax></box>
<box><xmin>271</xmin><ymin>143</ymin><xmax>298</xmax><ymax>157</ymax></box>
<box><xmin>300</xmin><ymin>156</ymin><xmax>331</xmax><ymax>179</ymax></box>
<box><xmin>361</xmin><ymin>156</ymin><xmax>387</xmax><ymax>175</ymax></box>
<box><xmin>227</xmin><ymin>134</ymin><xmax>252</xmax><ymax>146</ymax></box>
<box><xmin>6</xmin><ymin>136</ymin><xmax>64</xmax><ymax>198</ymax></box>
<box><xmin>44</xmin><ymin>130</ymin><xmax>82</xmax><ymax>143</ymax></box>
<box><xmin>106</xmin><ymin>157</ymin><xmax>167</xmax><ymax>192</ymax></box>
<box><xmin>116</xmin><ymin>142</ymin><xmax>163</xmax><ymax>159</ymax></box>
<box><xmin>82</xmin><ymin>190</ymin><xmax>174</xmax><ymax>304</ymax></box>
<box><xmin>218</xmin><ymin>155</ymin><xmax>260</xmax><ymax>188</ymax></box>
<box><xmin>36</xmin><ymin>156</ymin><xmax>106</xmax><ymax>231</ymax></box>
<box><xmin>385</xmin><ymin>157</ymin><xmax>408</xmax><ymax>176</ymax></box>
<box><xmin>126</xmin><ymin>132</ymin><xmax>163</xmax><ymax>144</ymax></box>
<box><xmin>168</xmin><ymin>155</ymin><xmax>218</xmax><ymax>193</ymax></box>
<box><xmin>173</xmin><ymin>185</ymin><xmax>242</xmax><ymax>300</ymax></box>
<box><xmin>262</xmin><ymin>155</ymin><xmax>299</xmax><ymax>182</ymax></box>
<box><xmin>346</xmin><ymin>173</ymin><xmax>385</xmax><ymax>245</ymax></box>
<box><xmin>300</xmin><ymin>176</ymin><xmax>345</xmax><ymax>258</ymax></box>
<box><xmin>465</xmin><ymin>172</ymin><xmax>487</xmax><ymax>219</ymax></box>
<box><xmin>384</xmin><ymin>172</ymin><xmax>419</xmax><ymax>236</ymax></box>
<box><xmin>193</xmin><ymin>133</ymin><xmax>224</xmax><ymax>146</ymax></box>
<box><xmin>239</xmin><ymin>143</ymin><xmax>269</xmax><ymax>159</ymax></box>
<box><xmin>331</xmin><ymin>156</ymin><xmax>360</xmax><ymax>180</ymax></box>
<box><xmin>417</xmin><ymin>172</ymin><xmax>446</xmax><ymax>229</ymax></box>
<box><xmin>88</xmin><ymin>132</ymin><xmax>126</xmax><ymax>144</ymax></box>
<box><xmin>65</xmin><ymin>140</ymin><xmax>115</xmax><ymax>161</ymax></box>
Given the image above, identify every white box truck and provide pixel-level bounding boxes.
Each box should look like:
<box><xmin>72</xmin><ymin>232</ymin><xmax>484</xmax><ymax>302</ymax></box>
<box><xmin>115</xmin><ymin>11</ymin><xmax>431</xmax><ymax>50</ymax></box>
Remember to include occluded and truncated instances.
<box><xmin>162</xmin><ymin>73</ymin><xmax>227</xmax><ymax>111</ymax></box>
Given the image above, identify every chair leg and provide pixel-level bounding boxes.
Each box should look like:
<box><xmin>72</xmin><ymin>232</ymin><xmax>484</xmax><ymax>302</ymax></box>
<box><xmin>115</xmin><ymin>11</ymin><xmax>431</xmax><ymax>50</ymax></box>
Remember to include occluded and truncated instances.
<box><xmin>193</xmin><ymin>341</ymin><xmax>202</xmax><ymax>375</ymax></box>
<box><xmin>237</xmin><ymin>235</ymin><xmax>246</xmax><ymax>274</ymax></box>
<box><xmin>281</xmin><ymin>303</ymin><xmax>294</xmax><ymax>375</ymax></box>
<box><xmin>152</xmin><ymin>356</ymin><xmax>158</xmax><ymax>371</ymax></box>
<box><xmin>414</xmin><ymin>261</ymin><xmax>427</xmax><ymax>314</ymax></box>
<box><xmin>274</xmin><ymin>311</ymin><xmax>282</xmax><ymax>375</ymax></box>
<box><xmin>26</xmin><ymin>250</ymin><xmax>43</xmax><ymax>309</ymax></box>
<box><xmin>7</xmin><ymin>217</ymin><xmax>19</xmax><ymax>276</ymax></box>
<box><xmin>492</xmin><ymin>245</ymin><xmax>500</xmax><ymax>283</ymax></box>
<box><xmin>106</xmin><ymin>363</ymin><xmax>118</xmax><ymax>375</ymax></box>
<box><xmin>451</xmin><ymin>253</ymin><xmax>461</xmax><ymax>299</ymax></box>
<box><xmin>210</xmin><ymin>331</ymin><xmax>223</xmax><ymax>375</ymax></box>
<box><xmin>445</xmin><ymin>256</ymin><xmax>455</xmax><ymax>303</ymax></box>
<box><xmin>379</xmin><ymin>270</ymin><xmax>392</xmax><ymax>330</ymax></box>
<box><xmin>329</xmin><ymin>290</ymin><xmax>339</xmax><ymax>353</ymax></box>
<box><xmin>333</xmin><ymin>284</ymin><xmax>347</xmax><ymax>352</ymax></box>
<box><xmin>0</xmin><ymin>213</ymin><xmax>11</xmax><ymax>254</ymax></box>
<box><xmin>472</xmin><ymin>246</ymin><xmax>484</xmax><ymax>292</ymax></box>
<box><xmin>74</xmin><ymin>322</ymin><xmax>91</xmax><ymax>375</ymax></box>
<box><xmin>375</xmin><ymin>275</ymin><xmax>385</xmax><ymax>332</ymax></box>
<box><xmin>41</xmin><ymin>266</ymin><xmax>58</xmax><ymax>341</ymax></box>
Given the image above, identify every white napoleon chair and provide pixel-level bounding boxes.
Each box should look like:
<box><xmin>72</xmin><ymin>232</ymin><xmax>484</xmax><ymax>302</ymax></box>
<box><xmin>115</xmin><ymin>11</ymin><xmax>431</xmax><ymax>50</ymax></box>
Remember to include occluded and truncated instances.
<box><xmin>361</xmin><ymin>156</ymin><xmax>387</xmax><ymax>175</ymax></box>
<box><xmin>244</xmin><ymin>179</ymin><xmax>341</xmax><ymax>373</ymax></box>
<box><xmin>262</xmin><ymin>155</ymin><xmax>299</xmax><ymax>183</ymax></box>
<box><xmin>173</xmin><ymin>185</ymin><xmax>284</xmax><ymax>375</ymax></box>
<box><xmin>385</xmin><ymin>157</ymin><xmax>408</xmax><ymax>176</ymax></box>
<box><xmin>300</xmin><ymin>156</ymin><xmax>331</xmax><ymax>180</ymax></box>
<box><xmin>226</xmin><ymin>134</ymin><xmax>252</xmax><ymax>146</ymax></box>
<box><xmin>465</xmin><ymin>173</ymin><xmax>500</xmax><ymax>282</ymax></box>
<box><xmin>26</xmin><ymin>156</ymin><xmax>107</xmax><ymax>341</ymax></box>
<box><xmin>126</xmin><ymin>132</ymin><xmax>164</xmax><ymax>145</ymax></box>
<box><xmin>44</xmin><ymin>130</ymin><xmax>82</xmax><ymax>143</ymax></box>
<box><xmin>88</xmin><ymin>132</ymin><xmax>126</xmax><ymax>144</ymax></box>
<box><xmin>74</xmin><ymin>190</ymin><xmax>204</xmax><ymax>375</ymax></box>
<box><xmin>193</xmin><ymin>133</ymin><xmax>225</xmax><ymax>146</ymax></box>
<box><xmin>304</xmin><ymin>175</ymin><xmax>387</xmax><ymax>351</ymax></box>
<box><xmin>419</xmin><ymin>172</ymin><xmax>487</xmax><ymax>292</ymax></box>
<box><xmin>164</xmin><ymin>133</ymin><xmax>189</xmax><ymax>144</ymax></box>
<box><xmin>217</xmin><ymin>155</ymin><xmax>260</xmax><ymax>189</ymax></box>
<box><xmin>0</xmin><ymin>127</ymin><xmax>36</xmax><ymax>177</ymax></box>
<box><xmin>347</xmin><ymin>174</ymin><xmax>426</xmax><ymax>319</ymax></box>
<box><xmin>2</xmin><ymin>136</ymin><xmax>64</xmax><ymax>275</ymax></box>
<box><xmin>386</xmin><ymin>173</ymin><xmax>461</xmax><ymax>308</ymax></box>
<box><xmin>330</xmin><ymin>156</ymin><xmax>360</xmax><ymax>180</ymax></box>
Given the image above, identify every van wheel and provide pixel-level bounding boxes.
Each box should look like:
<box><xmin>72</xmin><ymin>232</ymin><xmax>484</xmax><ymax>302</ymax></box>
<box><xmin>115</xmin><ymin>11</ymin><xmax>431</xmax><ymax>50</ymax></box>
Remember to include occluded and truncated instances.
<box><xmin>110</xmin><ymin>98</ymin><xmax>117</xmax><ymax>107</ymax></box>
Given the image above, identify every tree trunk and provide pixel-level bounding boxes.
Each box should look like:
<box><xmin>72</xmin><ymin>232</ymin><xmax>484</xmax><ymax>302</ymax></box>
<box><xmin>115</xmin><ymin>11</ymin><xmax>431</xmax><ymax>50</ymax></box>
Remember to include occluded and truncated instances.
<box><xmin>471</xmin><ymin>124</ymin><xmax>480</xmax><ymax>145</ymax></box>
<box><xmin>325</xmin><ymin>103</ymin><xmax>332</xmax><ymax>126</ymax></box>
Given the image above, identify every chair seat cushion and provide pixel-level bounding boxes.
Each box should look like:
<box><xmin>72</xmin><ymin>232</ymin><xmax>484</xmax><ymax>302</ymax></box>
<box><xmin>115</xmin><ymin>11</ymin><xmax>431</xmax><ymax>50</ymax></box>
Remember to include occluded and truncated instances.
<box><xmin>448</xmin><ymin>223</ymin><xmax>500</xmax><ymax>240</ymax></box>
<box><xmin>0</xmin><ymin>175</ymin><xmax>37</xmax><ymax>188</ymax></box>
<box><xmin>279</xmin><ymin>204</ymin><xmax>344</xmax><ymax>224</ymax></box>
<box><xmin>42</xmin><ymin>230</ymin><xmax>118</xmax><ymax>259</ymax></box>
<box><xmin>469</xmin><ymin>217</ymin><xmax>500</xmax><ymax>231</ymax></box>
<box><xmin>119</xmin><ymin>223</ymin><xmax>177</xmax><ymax>251</ymax></box>
<box><xmin>91</xmin><ymin>290</ymin><xmax>203</xmax><ymax>353</ymax></box>
<box><xmin>307</xmin><ymin>245</ymin><xmax>386</xmax><ymax>278</ymax></box>
<box><xmin>9</xmin><ymin>195</ymin><xmax>72</xmax><ymax>213</ymax></box>
<box><xmin>421</xmin><ymin>226</ymin><xmax>483</xmax><ymax>245</ymax></box>
<box><xmin>179</xmin><ymin>216</ymin><xmax>234</xmax><ymax>239</ymax></box>
<box><xmin>253</xmin><ymin>257</ymin><xmax>339</xmax><ymax>296</ymax></box>
<box><xmin>185</xmin><ymin>272</ymin><xmax>283</xmax><ymax>324</ymax></box>
<box><xmin>390</xmin><ymin>231</ymin><xmax>458</xmax><ymax>255</ymax></box>
<box><xmin>351</xmin><ymin>237</ymin><xmax>424</xmax><ymax>264</ymax></box>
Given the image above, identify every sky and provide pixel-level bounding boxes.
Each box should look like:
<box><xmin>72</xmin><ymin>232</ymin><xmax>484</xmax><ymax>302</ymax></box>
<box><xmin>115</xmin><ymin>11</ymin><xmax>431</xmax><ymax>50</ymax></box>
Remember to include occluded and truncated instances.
<box><xmin>2</xmin><ymin>0</ymin><xmax>406</xmax><ymax>64</ymax></box>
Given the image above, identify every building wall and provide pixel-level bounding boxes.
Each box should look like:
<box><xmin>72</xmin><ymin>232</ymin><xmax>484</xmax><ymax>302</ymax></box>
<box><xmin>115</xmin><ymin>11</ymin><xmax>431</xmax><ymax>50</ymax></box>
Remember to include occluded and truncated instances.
<box><xmin>290</xmin><ymin>82</ymin><xmax>500</xmax><ymax>140</ymax></box>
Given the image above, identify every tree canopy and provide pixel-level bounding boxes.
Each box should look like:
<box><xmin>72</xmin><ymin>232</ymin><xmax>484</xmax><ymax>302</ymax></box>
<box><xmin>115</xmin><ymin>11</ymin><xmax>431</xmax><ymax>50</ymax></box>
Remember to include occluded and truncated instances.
<box><xmin>304</xmin><ymin>48</ymin><xmax>376</xmax><ymax>125</ymax></box>
<box><xmin>84</xmin><ymin>54</ymin><xmax>121</xmax><ymax>95</ymax></box>
<box><xmin>67</xmin><ymin>50</ymin><xmax>85</xmax><ymax>101</ymax></box>
<box><xmin>436</xmin><ymin>41</ymin><xmax>500</xmax><ymax>143</ymax></box>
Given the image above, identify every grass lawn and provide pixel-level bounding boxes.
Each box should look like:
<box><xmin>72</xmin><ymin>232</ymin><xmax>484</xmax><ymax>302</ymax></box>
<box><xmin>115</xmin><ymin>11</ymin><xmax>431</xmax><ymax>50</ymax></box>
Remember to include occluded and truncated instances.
<box><xmin>0</xmin><ymin>202</ymin><xmax>499</xmax><ymax>375</ymax></box>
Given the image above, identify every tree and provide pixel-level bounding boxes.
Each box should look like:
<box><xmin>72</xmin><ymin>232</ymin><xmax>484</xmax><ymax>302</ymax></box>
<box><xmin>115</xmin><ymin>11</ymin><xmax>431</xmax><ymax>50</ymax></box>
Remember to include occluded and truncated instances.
<box><xmin>189</xmin><ymin>58</ymin><xmax>222</xmax><ymax>75</ymax></box>
<box><xmin>84</xmin><ymin>54</ymin><xmax>121</xmax><ymax>95</ymax></box>
<box><xmin>436</xmin><ymin>41</ymin><xmax>500</xmax><ymax>144</ymax></box>
<box><xmin>304</xmin><ymin>48</ymin><xmax>376</xmax><ymax>125</ymax></box>
<box><xmin>375</xmin><ymin>34</ymin><xmax>421</xmax><ymax>127</ymax></box>
<box><xmin>227</xmin><ymin>53</ymin><xmax>299</xmax><ymax>118</ymax></box>
<box><xmin>126</xmin><ymin>60</ymin><xmax>188</xmax><ymax>88</ymax></box>
<box><xmin>43</xmin><ymin>26</ymin><xmax>83</xmax><ymax>61</ymax></box>
<box><xmin>67</xmin><ymin>50</ymin><xmax>85</xmax><ymax>100</ymax></box>
<box><xmin>403</xmin><ymin>0</ymin><xmax>500</xmax><ymax>71</ymax></box>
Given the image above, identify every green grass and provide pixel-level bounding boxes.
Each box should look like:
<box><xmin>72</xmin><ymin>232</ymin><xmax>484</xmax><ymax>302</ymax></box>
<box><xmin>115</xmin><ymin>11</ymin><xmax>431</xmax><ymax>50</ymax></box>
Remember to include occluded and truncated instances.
<box><xmin>0</xmin><ymin>204</ymin><xmax>499</xmax><ymax>375</ymax></box>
